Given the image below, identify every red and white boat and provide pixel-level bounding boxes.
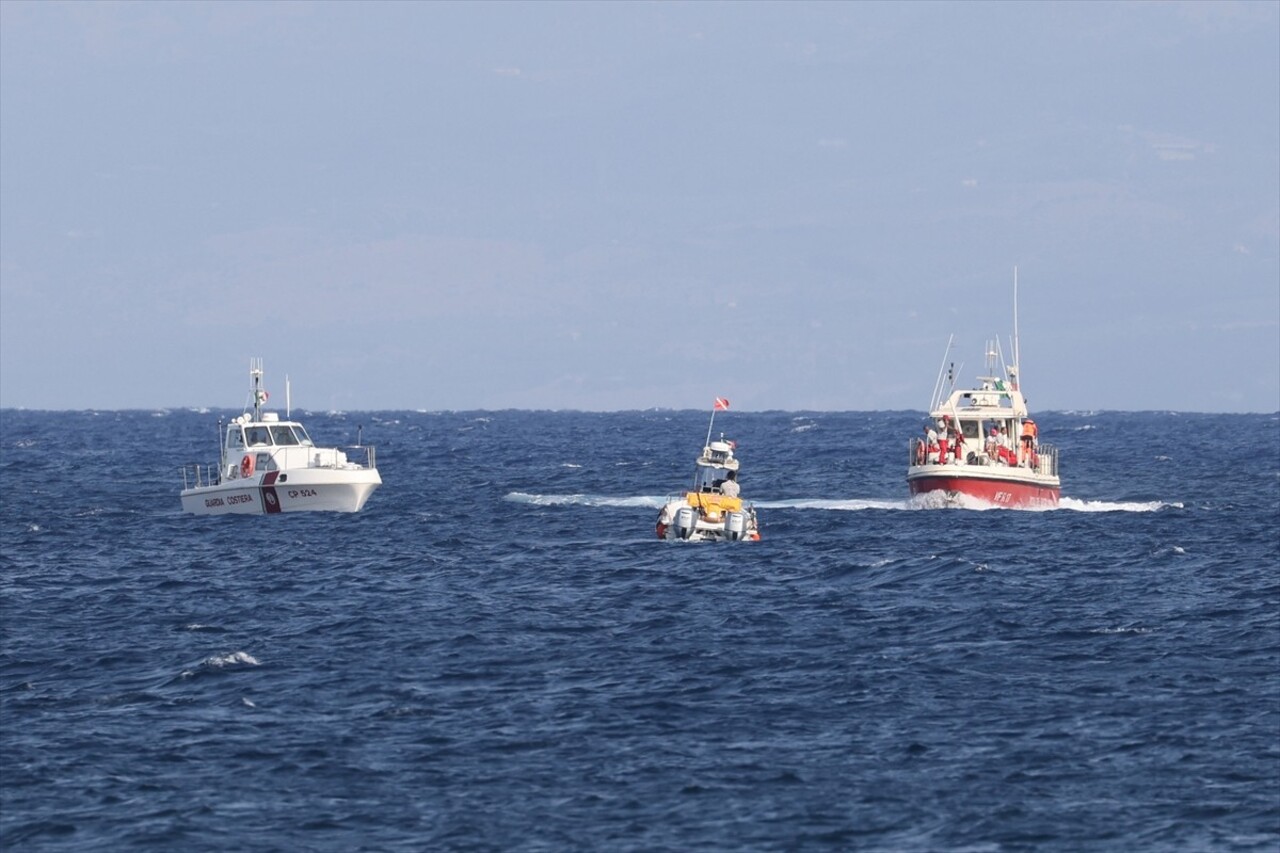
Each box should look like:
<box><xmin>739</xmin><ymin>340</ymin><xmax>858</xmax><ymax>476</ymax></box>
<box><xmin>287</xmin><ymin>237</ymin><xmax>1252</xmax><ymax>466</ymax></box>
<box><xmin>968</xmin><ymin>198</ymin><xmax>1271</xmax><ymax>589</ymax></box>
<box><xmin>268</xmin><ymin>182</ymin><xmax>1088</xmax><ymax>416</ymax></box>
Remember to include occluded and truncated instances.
<box><xmin>906</xmin><ymin>273</ymin><xmax>1060</xmax><ymax>508</ymax></box>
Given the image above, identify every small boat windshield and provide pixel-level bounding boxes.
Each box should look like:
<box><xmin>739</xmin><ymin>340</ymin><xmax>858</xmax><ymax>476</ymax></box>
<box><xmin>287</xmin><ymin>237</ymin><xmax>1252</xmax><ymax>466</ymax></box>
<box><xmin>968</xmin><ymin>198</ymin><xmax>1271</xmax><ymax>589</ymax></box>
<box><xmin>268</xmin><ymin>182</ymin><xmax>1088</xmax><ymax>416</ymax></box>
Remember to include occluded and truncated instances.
<box><xmin>694</xmin><ymin>465</ymin><xmax>734</xmax><ymax>493</ymax></box>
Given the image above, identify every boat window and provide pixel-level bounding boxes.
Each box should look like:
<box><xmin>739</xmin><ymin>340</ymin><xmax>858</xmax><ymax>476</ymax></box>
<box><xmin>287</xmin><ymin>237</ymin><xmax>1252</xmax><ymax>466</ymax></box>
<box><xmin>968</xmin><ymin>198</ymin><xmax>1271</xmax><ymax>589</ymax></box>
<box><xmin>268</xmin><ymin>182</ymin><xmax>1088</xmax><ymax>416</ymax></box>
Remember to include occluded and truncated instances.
<box><xmin>226</xmin><ymin>427</ymin><xmax>244</xmax><ymax>450</ymax></box>
<box><xmin>270</xmin><ymin>425</ymin><xmax>300</xmax><ymax>446</ymax></box>
<box><xmin>245</xmin><ymin>427</ymin><xmax>272</xmax><ymax>446</ymax></box>
<box><xmin>961</xmin><ymin>421</ymin><xmax>980</xmax><ymax>440</ymax></box>
<box><xmin>293</xmin><ymin>425</ymin><xmax>314</xmax><ymax>446</ymax></box>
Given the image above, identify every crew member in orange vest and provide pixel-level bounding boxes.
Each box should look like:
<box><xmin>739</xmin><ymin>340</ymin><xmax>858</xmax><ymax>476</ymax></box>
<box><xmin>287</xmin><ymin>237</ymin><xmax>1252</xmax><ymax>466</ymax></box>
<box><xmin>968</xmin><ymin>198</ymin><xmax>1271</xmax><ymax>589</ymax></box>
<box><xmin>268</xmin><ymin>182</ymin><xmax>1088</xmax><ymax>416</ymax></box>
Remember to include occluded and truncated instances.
<box><xmin>1020</xmin><ymin>418</ymin><xmax>1038</xmax><ymax>466</ymax></box>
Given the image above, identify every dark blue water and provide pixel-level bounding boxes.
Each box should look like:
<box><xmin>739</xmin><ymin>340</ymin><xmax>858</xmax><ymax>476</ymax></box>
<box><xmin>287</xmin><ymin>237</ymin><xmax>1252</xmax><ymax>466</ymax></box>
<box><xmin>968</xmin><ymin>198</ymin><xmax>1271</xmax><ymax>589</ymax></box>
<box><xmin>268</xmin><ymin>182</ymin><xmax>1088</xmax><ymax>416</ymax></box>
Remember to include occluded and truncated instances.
<box><xmin>2</xmin><ymin>409</ymin><xmax>1278</xmax><ymax>851</ymax></box>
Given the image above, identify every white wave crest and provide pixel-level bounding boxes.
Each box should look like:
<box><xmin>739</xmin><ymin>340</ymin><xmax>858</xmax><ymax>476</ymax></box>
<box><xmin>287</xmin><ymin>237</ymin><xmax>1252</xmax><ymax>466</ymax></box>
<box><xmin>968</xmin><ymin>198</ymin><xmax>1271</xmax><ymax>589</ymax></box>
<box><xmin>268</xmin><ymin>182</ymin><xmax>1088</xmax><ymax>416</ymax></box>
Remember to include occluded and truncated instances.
<box><xmin>204</xmin><ymin>651</ymin><xmax>260</xmax><ymax>668</ymax></box>
<box><xmin>180</xmin><ymin>651</ymin><xmax>261</xmax><ymax>680</ymax></box>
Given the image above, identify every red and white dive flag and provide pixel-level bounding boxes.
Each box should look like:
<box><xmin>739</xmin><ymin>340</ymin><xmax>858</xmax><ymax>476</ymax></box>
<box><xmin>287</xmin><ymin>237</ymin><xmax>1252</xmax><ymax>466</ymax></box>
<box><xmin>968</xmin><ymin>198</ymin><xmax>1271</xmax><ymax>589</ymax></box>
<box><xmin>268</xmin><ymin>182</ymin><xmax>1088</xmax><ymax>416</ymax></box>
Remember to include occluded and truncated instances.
<box><xmin>713</xmin><ymin>397</ymin><xmax>730</xmax><ymax>411</ymax></box>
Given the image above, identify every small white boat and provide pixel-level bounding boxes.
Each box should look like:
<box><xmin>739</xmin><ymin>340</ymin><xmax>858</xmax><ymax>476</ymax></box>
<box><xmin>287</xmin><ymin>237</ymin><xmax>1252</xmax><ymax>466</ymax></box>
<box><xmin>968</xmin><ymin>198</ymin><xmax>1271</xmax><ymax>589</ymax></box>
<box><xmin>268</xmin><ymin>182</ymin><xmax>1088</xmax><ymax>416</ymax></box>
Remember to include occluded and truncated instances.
<box><xmin>656</xmin><ymin>399</ymin><xmax>761</xmax><ymax>541</ymax></box>
<box><xmin>906</xmin><ymin>271</ymin><xmax>1060</xmax><ymax>508</ymax></box>
<box><xmin>180</xmin><ymin>359</ymin><xmax>381</xmax><ymax>515</ymax></box>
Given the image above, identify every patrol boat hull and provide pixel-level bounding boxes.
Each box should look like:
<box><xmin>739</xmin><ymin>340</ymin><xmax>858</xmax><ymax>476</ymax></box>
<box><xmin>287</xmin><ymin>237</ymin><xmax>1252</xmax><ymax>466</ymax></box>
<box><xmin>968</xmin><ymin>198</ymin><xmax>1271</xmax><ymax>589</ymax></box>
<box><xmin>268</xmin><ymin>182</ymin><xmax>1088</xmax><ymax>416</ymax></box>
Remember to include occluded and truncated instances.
<box><xmin>907</xmin><ymin>466</ymin><xmax>1059</xmax><ymax>509</ymax></box>
<box><xmin>181</xmin><ymin>468</ymin><xmax>381</xmax><ymax>515</ymax></box>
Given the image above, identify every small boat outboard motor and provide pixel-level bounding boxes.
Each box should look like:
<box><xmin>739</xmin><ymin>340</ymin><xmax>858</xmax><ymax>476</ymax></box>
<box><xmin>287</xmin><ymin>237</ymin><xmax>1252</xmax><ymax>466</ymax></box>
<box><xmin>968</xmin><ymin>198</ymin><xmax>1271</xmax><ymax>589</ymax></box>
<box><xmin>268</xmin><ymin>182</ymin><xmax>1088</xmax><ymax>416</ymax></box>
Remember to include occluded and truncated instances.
<box><xmin>725</xmin><ymin>510</ymin><xmax>748</xmax><ymax>541</ymax></box>
<box><xmin>674</xmin><ymin>506</ymin><xmax>698</xmax><ymax>540</ymax></box>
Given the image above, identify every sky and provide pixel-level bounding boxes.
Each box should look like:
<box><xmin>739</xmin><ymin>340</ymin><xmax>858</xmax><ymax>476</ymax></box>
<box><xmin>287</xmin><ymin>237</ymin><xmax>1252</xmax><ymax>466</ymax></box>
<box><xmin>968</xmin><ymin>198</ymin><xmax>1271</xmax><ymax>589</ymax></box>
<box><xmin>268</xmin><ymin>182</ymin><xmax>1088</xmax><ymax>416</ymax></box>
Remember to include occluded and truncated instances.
<box><xmin>1</xmin><ymin>0</ymin><xmax>1277</xmax><ymax>413</ymax></box>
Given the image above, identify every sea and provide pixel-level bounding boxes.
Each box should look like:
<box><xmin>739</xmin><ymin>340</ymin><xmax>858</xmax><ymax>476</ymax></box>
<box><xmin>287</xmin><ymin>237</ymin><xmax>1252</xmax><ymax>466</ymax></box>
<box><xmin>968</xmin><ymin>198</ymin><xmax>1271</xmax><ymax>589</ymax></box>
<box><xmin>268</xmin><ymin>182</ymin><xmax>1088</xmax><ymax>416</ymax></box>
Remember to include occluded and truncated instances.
<box><xmin>1</xmin><ymin>408</ymin><xmax>1277</xmax><ymax>851</ymax></box>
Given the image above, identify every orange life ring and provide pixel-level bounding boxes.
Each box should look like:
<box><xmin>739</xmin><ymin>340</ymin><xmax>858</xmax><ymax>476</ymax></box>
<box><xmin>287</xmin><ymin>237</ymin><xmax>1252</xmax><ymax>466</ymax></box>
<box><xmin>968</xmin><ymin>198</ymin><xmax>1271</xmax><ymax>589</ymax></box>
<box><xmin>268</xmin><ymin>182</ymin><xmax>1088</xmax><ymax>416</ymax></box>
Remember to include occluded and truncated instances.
<box><xmin>240</xmin><ymin>455</ymin><xmax>255</xmax><ymax>479</ymax></box>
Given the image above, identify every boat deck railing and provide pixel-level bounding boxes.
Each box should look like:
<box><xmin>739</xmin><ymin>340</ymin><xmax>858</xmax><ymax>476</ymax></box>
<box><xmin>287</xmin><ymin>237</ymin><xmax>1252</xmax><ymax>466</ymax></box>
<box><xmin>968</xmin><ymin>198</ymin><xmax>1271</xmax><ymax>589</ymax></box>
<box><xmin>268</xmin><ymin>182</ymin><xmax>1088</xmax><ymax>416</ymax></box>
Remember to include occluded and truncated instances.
<box><xmin>350</xmin><ymin>445</ymin><xmax>376</xmax><ymax>470</ymax></box>
<box><xmin>909</xmin><ymin>437</ymin><xmax>1058</xmax><ymax>476</ymax></box>
<box><xmin>181</xmin><ymin>463</ymin><xmax>221</xmax><ymax>491</ymax></box>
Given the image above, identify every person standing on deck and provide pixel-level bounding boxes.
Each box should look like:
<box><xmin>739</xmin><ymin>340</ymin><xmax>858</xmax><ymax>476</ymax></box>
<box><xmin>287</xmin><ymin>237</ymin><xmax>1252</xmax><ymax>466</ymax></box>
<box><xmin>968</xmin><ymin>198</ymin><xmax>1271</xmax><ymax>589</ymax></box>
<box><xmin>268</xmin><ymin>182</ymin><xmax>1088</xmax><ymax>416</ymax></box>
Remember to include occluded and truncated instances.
<box><xmin>951</xmin><ymin>420</ymin><xmax>966</xmax><ymax>463</ymax></box>
<box><xmin>1020</xmin><ymin>418</ymin><xmax>1038</xmax><ymax>466</ymax></box>
<box><xmin>923</xmin><ymin>424</ymin><xmax>940</xmax><ymax>464</ymax></box>
<box><xmin>997</xmin><ymin>425</ymin><xmax>1013</xmax><ymax>465</ymax></box>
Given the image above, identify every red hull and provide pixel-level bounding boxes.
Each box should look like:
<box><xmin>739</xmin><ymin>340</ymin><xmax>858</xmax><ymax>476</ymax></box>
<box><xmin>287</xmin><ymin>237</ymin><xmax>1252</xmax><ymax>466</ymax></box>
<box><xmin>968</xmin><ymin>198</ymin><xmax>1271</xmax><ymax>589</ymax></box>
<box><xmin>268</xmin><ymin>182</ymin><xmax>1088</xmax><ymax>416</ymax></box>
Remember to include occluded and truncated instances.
<box><xmin>908</xmin><ymin>473</ymin><xmax>1060</xmax><ymax>509</ymax></box>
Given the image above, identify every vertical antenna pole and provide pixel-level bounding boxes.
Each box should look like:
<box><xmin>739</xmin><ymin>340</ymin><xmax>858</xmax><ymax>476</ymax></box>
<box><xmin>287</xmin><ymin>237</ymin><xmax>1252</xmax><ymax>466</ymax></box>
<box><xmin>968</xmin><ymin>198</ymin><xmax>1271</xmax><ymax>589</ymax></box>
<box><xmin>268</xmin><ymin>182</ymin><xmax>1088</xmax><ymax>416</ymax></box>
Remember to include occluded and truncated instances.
<box><xmin>250</xmin><ymin>357</ymin><xmax>265</xmax><ymax>421</ymax></box>
<box><xmin>1013</xmin><ymin>266</ymin><xmax>1021</xmax><ymax>389</ymax></box>
<box><xmin>286</xmin><ymin>375</ymin><xmax>291</xmax><ymax>419</ymax></box>
<box><xmin>697</xmin><ymin>403</ymin><xmax>718</xmax><ymax>490</ymax></box>
<box><xmin>930</xmin><ymin>334</ymin><xmax>955</xmax><ymax>411</ymax></box>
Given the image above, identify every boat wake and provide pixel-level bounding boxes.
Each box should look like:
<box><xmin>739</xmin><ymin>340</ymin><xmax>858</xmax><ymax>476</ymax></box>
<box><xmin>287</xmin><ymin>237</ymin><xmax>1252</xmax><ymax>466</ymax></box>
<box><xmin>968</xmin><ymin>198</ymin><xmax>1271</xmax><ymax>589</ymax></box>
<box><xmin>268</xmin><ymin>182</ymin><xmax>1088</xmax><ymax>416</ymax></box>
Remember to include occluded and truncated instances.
<box><xmin>506</xmin><ymin>492</ymin><xmax>668</xmax><ymax>508</ymax></box>
<box><xmin>756</xmin><ymin>498</ymin><xmax>908</xmax><ymax>511</ymax></box>
<box><xmin>761</xmin><ymin>496</ymin><xmax>1177</xmax><ymax>512</ymax></box>
<box><xmin>1057</xmin><ymin>497</ymin><xmax>1180</xmax><ymax>513</ymax></box>
<box><xmin>506</xmin><ymin>493</ymin><xmax>1181</xmax><ymax>513</ymax></box>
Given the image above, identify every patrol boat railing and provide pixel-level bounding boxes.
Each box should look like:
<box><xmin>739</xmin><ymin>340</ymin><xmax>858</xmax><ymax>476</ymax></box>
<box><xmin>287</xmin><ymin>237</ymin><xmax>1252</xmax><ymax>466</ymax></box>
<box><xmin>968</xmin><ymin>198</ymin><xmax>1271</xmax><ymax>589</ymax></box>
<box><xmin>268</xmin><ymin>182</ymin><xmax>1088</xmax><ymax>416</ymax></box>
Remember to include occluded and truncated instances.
<box><xmin>908</xmin><ymin>437</ymin><xmax>1059</xmax><ymax>476</ymax></box>
<box><xmin>181</xmin><ymin>463</ymin><xmax>221</xmax><ymax>490</ymax></box>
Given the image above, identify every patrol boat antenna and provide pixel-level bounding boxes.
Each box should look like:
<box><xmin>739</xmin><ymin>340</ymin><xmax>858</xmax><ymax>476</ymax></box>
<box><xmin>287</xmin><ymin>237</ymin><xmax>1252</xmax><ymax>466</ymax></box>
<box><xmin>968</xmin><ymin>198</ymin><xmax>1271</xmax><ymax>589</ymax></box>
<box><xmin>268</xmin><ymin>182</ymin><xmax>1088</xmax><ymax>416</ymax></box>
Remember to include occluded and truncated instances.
<box><xmin>250</xmin><ymin>358</ymin><xmax>266</xmax><ymax>421</ymax></box>
<box><xmin>930</xmin><ymin>334</ymin><xmax>955</xmax><ymax>412</ymax></box>
<box><xmin>1011</xmin><ymin>266</ymin><xmax>1021</xmax><ymax>391</ymax></box>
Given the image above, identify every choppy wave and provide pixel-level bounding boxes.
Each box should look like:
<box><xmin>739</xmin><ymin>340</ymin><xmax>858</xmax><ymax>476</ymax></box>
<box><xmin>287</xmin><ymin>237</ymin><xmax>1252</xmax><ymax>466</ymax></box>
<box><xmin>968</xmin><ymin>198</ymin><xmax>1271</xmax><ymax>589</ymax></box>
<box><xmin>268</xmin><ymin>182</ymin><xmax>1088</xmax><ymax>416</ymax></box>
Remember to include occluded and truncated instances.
<box><xmin>1</xmin><ymin>408</ymin><xmax>1275</xmax><ymax>852</ymax></box>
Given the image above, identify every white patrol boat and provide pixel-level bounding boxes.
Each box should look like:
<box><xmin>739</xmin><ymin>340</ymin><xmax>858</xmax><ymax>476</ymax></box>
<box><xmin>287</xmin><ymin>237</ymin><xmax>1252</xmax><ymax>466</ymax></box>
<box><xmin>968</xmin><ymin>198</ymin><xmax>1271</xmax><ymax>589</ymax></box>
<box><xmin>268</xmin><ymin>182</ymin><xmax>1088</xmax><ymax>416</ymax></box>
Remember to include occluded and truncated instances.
<box><xmin>180</xmin><ymin>359</ymin><xmax>381</xmax><ymax>515</ymax></box>
<box><xmin>655</xmin><ymin>399</ymin><xmax>761</xmax><ymax>541</ymax></box>
<box><xmin>906</xmin><ymin>271</ymin><xmax>1060</xmax><ymax>509</ymax></box>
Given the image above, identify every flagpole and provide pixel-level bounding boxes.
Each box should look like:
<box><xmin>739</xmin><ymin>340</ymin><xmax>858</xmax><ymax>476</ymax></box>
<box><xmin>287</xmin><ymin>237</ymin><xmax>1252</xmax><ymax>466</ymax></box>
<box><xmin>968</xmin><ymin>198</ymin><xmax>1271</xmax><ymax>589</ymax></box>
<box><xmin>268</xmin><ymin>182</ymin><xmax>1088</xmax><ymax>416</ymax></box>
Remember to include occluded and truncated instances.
<box><xmin>704</xmin><ymin>404</ymin><xmax>716</xmax><ymax>449</ymax></box>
